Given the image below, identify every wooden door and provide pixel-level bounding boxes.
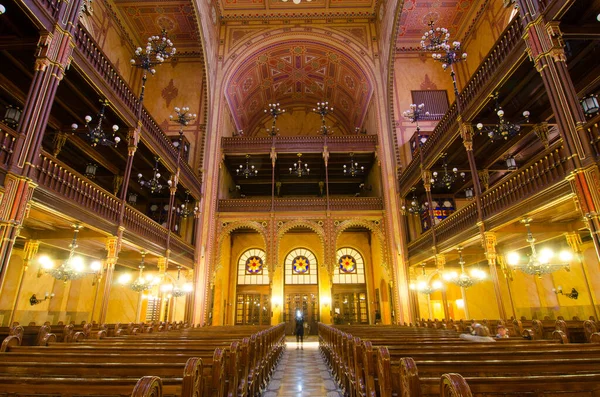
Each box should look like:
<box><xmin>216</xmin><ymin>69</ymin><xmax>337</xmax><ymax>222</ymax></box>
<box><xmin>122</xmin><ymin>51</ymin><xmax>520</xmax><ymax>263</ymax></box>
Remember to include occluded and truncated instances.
<box><xmin>284</xmin><ymin>286</ymin><xmax>319</xmax><ymax>335</ymax></box>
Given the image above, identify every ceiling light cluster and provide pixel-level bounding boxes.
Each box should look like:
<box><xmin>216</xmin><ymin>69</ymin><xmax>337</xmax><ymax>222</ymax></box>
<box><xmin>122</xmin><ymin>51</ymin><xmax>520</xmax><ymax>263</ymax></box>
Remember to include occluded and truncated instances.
<box><xmin>430</xmin><ymin>154</ymin><xmax>465</xmax><ymax>189</ymax></box>
<box><xmin>290</xmin><ymin>153</ymin><xmax>310</xmax><ymax>177</ymax></box>
<box><xmin>409</xmin><ymin>265</ymin><xmax>443</xmax><ymax>295</ymax></box>
<box><xmin>442</xmin><ymin>247</ymin><xmax>486</xmax><ymax>288</ymax></box>
<box><xmin>72</xmin><ymin>99</ymin><xmax>120</xmax><ymax>147</ymax></box>
<box><xmin>130</xmin><ymin>31</ymin><xmax>176</xmax><ymax>76</ymax></box>
<box><xmin>138</xmin><ymin>157</ymin><xmax>171</xmax><ymax>194</ymax></box>
<box><xmin>476</xmin><ymin>93</ymin><xmax>530</xmax><ymax>141</ymax></box>
<box><xmin>343</xmin><ymin>152</ymin><xmax>364</xmax><ymax>177</ymax></box>
<box><xmin>237</xmin><ymin>154</ymin><xmax>258</xmax><ymax>178</ymax></box>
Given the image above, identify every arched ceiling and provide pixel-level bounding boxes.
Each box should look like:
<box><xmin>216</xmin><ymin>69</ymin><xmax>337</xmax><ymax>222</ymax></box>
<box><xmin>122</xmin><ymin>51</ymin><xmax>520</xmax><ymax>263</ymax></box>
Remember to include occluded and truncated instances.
<box><xmin>218</xmin><ymin>0</ymin><xmax>377</xmax><ymax>20</ymax></box>
<box><xmin>225</xmin><ymin>42</ymin><xmax>373</xmax><ymax>135</ymax></box>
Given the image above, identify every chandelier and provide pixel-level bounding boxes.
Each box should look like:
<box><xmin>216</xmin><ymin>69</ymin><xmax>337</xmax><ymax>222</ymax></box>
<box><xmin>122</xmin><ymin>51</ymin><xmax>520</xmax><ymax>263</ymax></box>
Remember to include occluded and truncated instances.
<box><xmin>403</xmin><ymin>103</ymin><xmax>430</xmax><ymax>124</ymax></box>
<box><xmin>138</xmin><ymin>157</ymin><xmax>170</xmax><ymax>193</ymax></box>
<box><xmin>402</xmin><ymin>187</ymin><xmax>424</xmax><ymax>215</ymax></box>
<box><xmin>313</xmin><ymin>101</ymin><xmax>334</xmax><ymax>136</ymax></box>
<box><xmin>430</xmin><ymin>155</ymin><xmax>465</xmax><ymax>189</ymax></box>
<box><xmin>442</xmin><ymin>247</ymin><xmax>486</xmax><ymax>288</ymax></box>
<box><xmin>71</xmin><ymin>99</ymin><xmax>120</xmax><ymax>147</ymax></box>
<box><xmin>409</xmin><ymin>265</ymin><xmax>443</xmax><ymax>295</ymax></box>
<box><xmin>130</xmin><ymin>31</ymin><xmax>175</xmax><ymax>77</ymax></box>
<box><xmin>40</xmin><ymin>225</ymin><xmax>103</xmax><ymax>283</ymax></box>
<box><xmin>343</xmin><ymin>153</ymin><xmax>364</xmax><ymax>177</ymax></box>
<box><xmin>161</xmin><ymin>266</ymin><xmax>193</xmax><ymax>298</ymax></box>
<box><xmin>506</xmin><ymin>218</ymin><xmax>573</xmax><ymax>278</ymax></box>
<box><xmin>476</xmin><ymin>93</ymin><xmax>530</xmax><ymax>141</ymax></box>
<box><xmin>237</xmin><ymin>154</ymin><xmax>258</xmax><ymax>179</ymax></box>
<box><xmin>178</xmin><ymin>190</ymin><xmax>198</xmax><ymax>218</ymax></box>
<box><xmin>265</xmin><ymin>103</ymin><xmax>285</xmax><ymax>136</ymax></box>
<box><xmin>170</xmin><ymin>106</ymin><xmax>196</xmax><ymax>155</ymax></box>
<box><xmin>118</xmin><ymin>252</ymin><xmax>159</xmax><ymax>292</ymax></box>
<box><xmin>290</xmin><ymin>153</ymin><xmax>309</xmax><ymax>177</ymax></box>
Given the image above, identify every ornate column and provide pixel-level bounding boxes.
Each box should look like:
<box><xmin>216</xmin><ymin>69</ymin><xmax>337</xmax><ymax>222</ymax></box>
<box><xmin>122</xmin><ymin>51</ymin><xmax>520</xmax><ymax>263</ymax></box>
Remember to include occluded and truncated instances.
<box><xmin>422</xmin><ymin>170</ymin><xmax>437</xmax><ymax>248</ymax></box>
<box><xmin>498</xmin><ymin>256</ymin><xmax>517</xmax><ymax>320</ymax></box>
<box><xmin>435</xmin><ymin>254</ymin><xmax>449</xmax><ymax>321</ymax></box>
<box><xmin>565</xmin><ymin>231</ymin><xmax>599</xmax><ymax>320</ymax></box>
<box><xmin>484</xmin><ymin>232</ymin><xmax>507</xmax><ymax>320</ymax></box>
<box><xmin>98</xmin><ymin>236</ymin><xmax>119</xmax><ymax>324</ymax></box>
<box><xmin>408</xmin><ymin>266</ymin><xmax>420</xmax><ymax>322</ymax></box>
<box><xmin>459</xmin><ymin>121</ymin><xmax>483</xmax><ymax>222</ymax></box>
<box><xmin>7</xmin><ymin>240</ymin><xmax>40</xmax><ymax>325</ymax></box>
<box><xmin>517</xmin><ymin>1</ymin><xmax>600</xmax><ymax>259</ymax></box>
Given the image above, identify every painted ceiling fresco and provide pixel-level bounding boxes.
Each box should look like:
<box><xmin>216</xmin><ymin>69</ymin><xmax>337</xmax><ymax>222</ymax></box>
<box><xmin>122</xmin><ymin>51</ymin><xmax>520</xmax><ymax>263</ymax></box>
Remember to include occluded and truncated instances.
<box><xmin>218</xmin><ymin>0</ymin><xmax>377</xmax><ymax>19</ymax></box>
<box><xmin>112</xmin><ymin>0</ymin><xmax>203</xmax><ymax>53</ymax></box>
<box><xmin>225</xmin><ymin>42</ymin><xmax>373</xmax><ymax>135</ymax></box>
<box><xmin>395</xmin><ymin>0</ymin><xmax>478</xmax><ymax>51</ymax></box>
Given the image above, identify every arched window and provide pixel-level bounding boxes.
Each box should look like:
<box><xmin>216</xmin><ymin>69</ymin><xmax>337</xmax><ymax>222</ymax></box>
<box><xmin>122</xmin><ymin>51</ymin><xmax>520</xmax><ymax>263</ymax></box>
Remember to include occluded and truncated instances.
<box><xmin>334</xmin><ymin>247</ymin><xmax>366</xmax><ymax>284</ymax></box>
<box><xmin>237</xmin><ymin>248</ymin><xmax>269</xmax><ymax>285</ymax></box>
<box><xmin>284</xmin><ymin>248</ymin><xmax>318</xmax><ymax>284</ymax></box>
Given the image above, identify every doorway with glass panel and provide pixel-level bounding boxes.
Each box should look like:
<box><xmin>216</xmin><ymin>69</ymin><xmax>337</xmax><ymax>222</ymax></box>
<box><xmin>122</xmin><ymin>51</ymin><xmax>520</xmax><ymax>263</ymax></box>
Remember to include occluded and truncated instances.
<box><xmin>283</xmin><ymin>248</ymin><xmax>319</xmax><ymax>335</ymax></box>
<box><xmin>234</xmin><ymin>248</ymin><xmax>271</xmax><ymax>325</ymax></box>
<box><xmin>332</xmin><ymin>247</ymin><xmax>369</xmax><ymax>325</ymax></box>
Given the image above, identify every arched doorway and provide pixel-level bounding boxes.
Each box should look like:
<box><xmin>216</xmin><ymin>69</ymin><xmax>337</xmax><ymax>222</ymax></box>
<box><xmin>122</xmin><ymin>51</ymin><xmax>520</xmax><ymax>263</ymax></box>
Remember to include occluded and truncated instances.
<box><xmin>283</xmin><ymin>248</ymin><xmax>319</xmax><ymax>335</ymax></box>
<box><xmin>332</xmin><ymin>247</ymin><xmax>369</xmax><ymax>324</ymax></box>
<box><xmin>234</xmin><ymin>248</ymin><xmax>271</xmax><ymax>325</ymax></box>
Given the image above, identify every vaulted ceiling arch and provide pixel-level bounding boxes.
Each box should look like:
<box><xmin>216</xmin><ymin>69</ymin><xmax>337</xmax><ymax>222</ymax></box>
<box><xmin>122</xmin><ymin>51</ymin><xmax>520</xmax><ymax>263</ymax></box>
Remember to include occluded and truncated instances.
<box><xmin>222</xmin><ymin>38</ymin><xmax>375</xmax><ymax>136</ymax></box>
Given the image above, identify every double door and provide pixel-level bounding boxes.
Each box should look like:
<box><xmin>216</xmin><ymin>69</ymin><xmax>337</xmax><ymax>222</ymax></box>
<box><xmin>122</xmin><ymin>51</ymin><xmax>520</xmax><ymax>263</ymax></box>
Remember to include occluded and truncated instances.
<box><xmin>284</xmin><ymin>286</ymin><xmax>319</xmax><ymax>335</ymax></box>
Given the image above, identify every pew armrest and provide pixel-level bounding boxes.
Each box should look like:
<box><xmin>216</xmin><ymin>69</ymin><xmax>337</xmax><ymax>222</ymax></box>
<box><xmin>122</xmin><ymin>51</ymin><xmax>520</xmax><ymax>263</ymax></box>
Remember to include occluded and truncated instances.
<box><xmin>589</xmin><ymin>332</ymin><xmax>600</xmax><ymax>343</ymax></box>
<box><xmin>551</xmin><ymin>330</ymin><xmax>568</xmax><ymax>344</ymax></box>
<box><xmin>440</xmin><ymin>373</ymin><xmax>472</xmax><ymax>397</ymax></box>
<box><xmin>400</xmin><ymin>357</ymin><xmax>421</xmax><ymax>397</ymax></box>
<box><xmin>132</xmin><ymin>376</ymin><xmax>163</xmax><ymax>397</ymax></box>
<box><xmin>182</xmin><ymin>357</ymin><xmax>203</xmax><ymax>397</ymax></box>
<box><xmin>0</xmin><ymin>335</ymin><xmax>21</xmax><ymax>352</ymax></box>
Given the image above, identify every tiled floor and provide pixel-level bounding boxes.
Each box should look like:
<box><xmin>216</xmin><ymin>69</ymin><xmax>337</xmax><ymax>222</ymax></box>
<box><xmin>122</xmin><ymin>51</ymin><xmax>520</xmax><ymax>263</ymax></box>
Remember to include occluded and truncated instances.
<box><xmin>263</xmin><ymin>336</ymin><xmax>343</xmax><ymax>397</ymax></box>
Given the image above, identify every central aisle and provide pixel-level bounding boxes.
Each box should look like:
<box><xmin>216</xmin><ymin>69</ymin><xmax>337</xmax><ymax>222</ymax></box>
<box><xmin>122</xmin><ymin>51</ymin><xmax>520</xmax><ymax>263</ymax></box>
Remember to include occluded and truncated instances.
<box><xmin>263</xmin><ymin>337</ymin><xmax>343</xmax><ymax>397</ymax></box>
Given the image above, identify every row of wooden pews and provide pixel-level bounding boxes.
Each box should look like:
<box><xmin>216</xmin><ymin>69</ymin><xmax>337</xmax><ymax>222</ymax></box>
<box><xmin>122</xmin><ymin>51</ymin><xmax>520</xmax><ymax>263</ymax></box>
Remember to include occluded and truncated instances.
<box><xmin>319</xmin><ymin>323</ymin><xmax>600</xmax><ymax>396</ymax></box>
<box><xmin>0</xmin><ymin>322</ymin><xmax>285</xmax><ymax>397</ymax></box>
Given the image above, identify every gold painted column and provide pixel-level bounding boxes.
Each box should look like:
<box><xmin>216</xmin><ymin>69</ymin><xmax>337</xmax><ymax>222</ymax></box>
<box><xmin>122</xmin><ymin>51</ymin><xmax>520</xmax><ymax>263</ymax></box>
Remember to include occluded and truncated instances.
<box><xmin>498</xmin><ymin>256</ymin><xmax>517</xmax><ymax>320</ymax></box>
<box><xmin>484</xmin><ymin>232</ymin><xmax>507</xmax><ymax>320</ymax></box>
<box><xmin>566</xmin><ymin>232</ymin><xmax>599</xmax><ymax>320</ymax></box>
<box><xmin>435</xmin><ymin>254</ymin><xmax>449</xmax><ymax>321</ymax></box>
<box><xmin>98</xmin><ymin>236</ymin><xmax>119</xmax><ymax>324</ymax></box>
<box><xmin>7</xmin><ymin>240</ymin><xmax>39</xmax><ymax>325</ymax></box>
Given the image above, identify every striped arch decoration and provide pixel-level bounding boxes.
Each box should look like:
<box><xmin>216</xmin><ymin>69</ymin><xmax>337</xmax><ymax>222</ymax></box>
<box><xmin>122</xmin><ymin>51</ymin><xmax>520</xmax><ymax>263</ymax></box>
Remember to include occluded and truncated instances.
<box><xmin>334</xmin><ymin>218</ymin><xmax>389</xmax><ymax>276</ymax></box>
<box><xmin>275</xmin><ymin>219</ymin><xmax>325</xmax><ymax>273</ymax></box>
<box><xmin>213</xmin><ymin>220</ymin><xmax>269</xmax><ymax>282</ymax></box>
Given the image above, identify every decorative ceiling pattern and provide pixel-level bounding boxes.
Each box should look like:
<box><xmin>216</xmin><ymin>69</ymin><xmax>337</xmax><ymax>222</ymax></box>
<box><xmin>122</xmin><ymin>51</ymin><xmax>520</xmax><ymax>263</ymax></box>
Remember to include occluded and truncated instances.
<box><xmin>395</xmin><ymin>0</ymin><xmax>476</xmax><ymax>51</ymax></box>
<box><xmin>218</xmin><ymin>0</ymin><xmax>377</xmax><ymax>19</ymax></box>
<box><xmin>112</xmin><ymin>0</ymin><xmax>203</xmax><ymax>53</ymax></box>
<box><xmin>225</xmin><ymin>42</ymin><xmax>373</xmax><ymax>135</ymax></box>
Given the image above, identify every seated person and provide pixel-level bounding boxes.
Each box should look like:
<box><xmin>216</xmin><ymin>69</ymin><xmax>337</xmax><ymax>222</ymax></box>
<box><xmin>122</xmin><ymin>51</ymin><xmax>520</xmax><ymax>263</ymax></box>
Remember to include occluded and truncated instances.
<box><xmin>496</xmin><ymin>325</ymin><xmax>509</xmax><ymax>339</ymax></box>
<box><xmin>460</xmin><ymin>324</ymin><xmax>496</xmax><ymax>343</ymax></box>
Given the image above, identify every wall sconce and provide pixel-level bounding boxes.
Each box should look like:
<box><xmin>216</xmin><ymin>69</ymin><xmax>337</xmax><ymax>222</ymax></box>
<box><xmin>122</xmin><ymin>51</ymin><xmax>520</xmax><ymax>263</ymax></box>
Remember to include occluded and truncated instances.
<box><xmin>581</xmin><ymin>94</ymin><xmax>599</xmax><ymax>116</ymax></box>
<box><xmin>464</xmin><ymin>187</ymin><xmax>474</xmax><ymax>200</ymax></box>
<box><xmin>30</xmin><ymin>292</ymin><xmax>54</xmax><ymax>306</ymax></box>
<box><xmin>128</xmin><ymin>192</ymin><xmax>138</xmax><ymax>205</ymax></box>
<box><xmin>506</xmin><ymin>156</ymin><xmax>517</xmax><ymax>171</ymax></box>
<box><xmin>553</xmin><ymin>286</ymin><xmax>579</xmax><ymax>300</ymax></box>
<box><xmin>85</xmin><ymin>163</ymin><xmax>98</xmax><ymax>179</ymax></box>
<box><xmin>3</xmin><ymin>105</ymin><xmax>21</xmax><ymax>128</ymax></box>
<box><xmin>271</xmin><ymin>296</ymin><xmax>283</xmax><ymax>308</ymax></box>
<box><xmin>321</xmin><ymin>296</ymin><xmax>332</xmax><ymax>308</ymax></box>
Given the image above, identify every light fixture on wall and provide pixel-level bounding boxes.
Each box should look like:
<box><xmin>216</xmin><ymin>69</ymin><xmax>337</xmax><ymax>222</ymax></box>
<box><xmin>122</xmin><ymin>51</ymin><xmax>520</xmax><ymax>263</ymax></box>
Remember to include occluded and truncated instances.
<box><xmin>464</xmin><ymin>187</ymin><xmax>474</xmax><ymax>200</ymax></box>
<box><xmin>290</xmin><ymin>153</ymin><xmax>309</xmax><ymax>177</ymax></box>
<box><xmin>476</xmin><ymin>93</ymin><xmax>530</xmax><ymax>141</ymax></box>
<box><xmin>506</xmin><ymin>218</ymin><xmax>573</xmax><ymax>278</ymax></box>
<box><xmin>442</xmin><ymin>247</ymin><xmax>486</xmax><ymax>288</ymax></box>
<box><xmin>85</xmin><ymin>163</ymin><xmax>98</xmax><ymax>179</ymax></box>
<box><xmin>38</xmin><ymin>225</ymin><xmax>103</xmax><ymax>282</ymax></box>
<box><xmin>313</xmin><ymin>101</ymin><xmax>334</xmax><ymax>136</ymax></box>
<box><xmin>553</xmin><ymin>286</ymin><xmax>579</xmax><ymax>300</ymax></box>
<box><xmin>506</xmin><ymin>156</ymin><xmax>518</xmax><ymax>171</ymax></box>
<box><xmin>178</xmin><ymin>190</ymin><xmax>198</xmax><ymax>218</ymax></box>
<box><xmin>343</xmin><ymin>152</ymin><xmax>364</xmax><ymax>177</ymax></box>
<box><xmin>430</xmin><ymin>154</ymin><xmax>465</xmax><ymax>189</ymax></box>
<box><xmin>71</xmin><ymin>99</ymin><xmax>120</xmax><ymax>147</ymax></box>
<box><xmin>29</xmin><ymin>292</ymin><xmax>54</xmax><ymax>306</ymax></box>
<box><xmin>138</xmin><ymin>157</ymin><xmax>170</xmax><ymax>194</ymax></box>
<box><xmin>170</xmin><ymin>106</ymin><xmax>196</xmax><ymax>161</ymax></box>
<box><xmin>2</xmin><ymin>104</ymin><xmax>21</xmax><ymax>128</ymax></box>
<box><xmin>409</xmin><ymin>265</ymin><xmax>444</xmax><ymax>294</ymax></box>
<box><xmin>581</xmin><ymin>94</ymin><xmax>599</xmax><ymax>116</ymax></box>
<box><xmin>271</xmin><ymin>296</ymin><xmax>283</xmax><ymax>308</ymax></box>
<box><xmin>128</xmin><ymin>192</ymin><xmax>138</xmax><ymax>205</ymax></box>
<box><xmin>236</xmin><ymin>154</ymin><xmax>258</xmax><ymax>179</ymax></box>
<box><xmin>265</xmin><ymin>103</ymin><xmax>285</xmax><ymax>136</ymax></box>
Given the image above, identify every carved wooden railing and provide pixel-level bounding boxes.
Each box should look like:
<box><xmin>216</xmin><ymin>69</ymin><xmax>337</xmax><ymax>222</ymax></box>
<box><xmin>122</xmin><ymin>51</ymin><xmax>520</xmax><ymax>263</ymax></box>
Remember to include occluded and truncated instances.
<box><xmin>406</xmin><ymin>229</ymin><xmax>434</xmax><ymax>259</ymax></box>
<box><xmin>584</xmin><ymin>113</ymin><xmax>600</xmax><ymax>156</ymax></box>
<box><xmin>170</xmin><ymin>234</ymin><xmax>195</xmax><ymax>263</ymax></box>
<box><xmin>38</xmin><ymin>0</ymin><xmax>60</xmax><ymax>19</ymax></box>
<box><xmin>35</xmin><ymin>152</ymin><xmax>120</xmax><ymax>223</ymax></box>
<box><xmin>34</xmin><ymin>152</ymin><xmax>193</xmax><ymax>253</ymax></box>
<box><xmin>0</xmin><ymin>122</ymin><xmax>19</xmax><ymax>169</ymax></box>
<box><xmin>481</xmin><ymin>142</ymin><xmax>571</xmax><ymax>219</ymax></box>
<box><xmin>218</xmin><ymin>197</ymin><xmax>384</xmax><ymax>212</ymax></box>
<box><xmin>399</xmin><ymin>16</ymin><xmax>526</xmax><ymax>196</ymax></box>
<box><xmin>71</xmin><ymin>24</ymin><xmax>201</xmax><ymax>199</ymax></box>
<box><xmin>123</xmin><ymin>206</ymin><xmax>168</xmax><ymax>248</ymax></box>
<box><xmin>221</xmin><ymin>135</ymin><xmax>378</xmax><ymax>154</ymax></box>
<box><xmin>434</xmin><ymin>202</ymin><xmax>479</xmax><ymax>246</ymax></box>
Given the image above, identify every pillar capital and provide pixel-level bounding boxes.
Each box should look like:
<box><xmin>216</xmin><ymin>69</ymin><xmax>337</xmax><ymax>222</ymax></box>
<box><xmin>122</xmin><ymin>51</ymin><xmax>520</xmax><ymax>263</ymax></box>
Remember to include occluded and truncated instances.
<box><xmin>565</xmin><ymin>231</ymin><xmax>583</xmax><ymax>254</ymax></box>
<box><xmin>435</xmin><ymin>254</ymin><xmax>446</xmax><ymax>270</ymax></box>
<box><xmin>22</xmin><ymin>240</ymin><xmax>40</xmax><ymax>271</ymax></box>
<box><xmin>459</xmin><ymin>121</ymin><xmax>474</xmax><ymax>151</ymax></box>
<box><xmin>422</xmin><ymin>170</ymin><xmax>432</xmax><ymax>191</ymax></box>
<box><xmin>157</xmin><ymin>257</ymin><xmax>168</xmax><ymax>273</ymax></box>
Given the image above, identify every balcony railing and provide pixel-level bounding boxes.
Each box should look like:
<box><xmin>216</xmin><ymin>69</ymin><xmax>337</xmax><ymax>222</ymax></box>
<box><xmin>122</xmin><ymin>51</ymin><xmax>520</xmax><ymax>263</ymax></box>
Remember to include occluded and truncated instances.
<box><xmin>221</xmin><ymin>135</ymin><xmax>378</xmax><ymax>154</ymax></box>
<box><xmin>399</xmin><ymin>16</ymin><xmax>526</xmax><ymax>196</ymax></box>
<box><xmin>0</xmin><ymin>122</ymin><xmax>19</xmax><ymax>168</ymax></box>
<box><xmin>433</xmin><ymin>202</ymin><xmax>479</xmax><ymax>246</ymax></box>
<box><xmin>170</xmin><ymin>235</ymin><xmax>196</xmax><ymax>263</ymax></box>
<box><xmin>33</xmin><ymin>152</ymin><xmax>194</xmax><ymax>261</ymax></box>
<box><xmin>218</xmin><ymin>197</ymin><xmax>384</xmax><ymax>212</ymax></box>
